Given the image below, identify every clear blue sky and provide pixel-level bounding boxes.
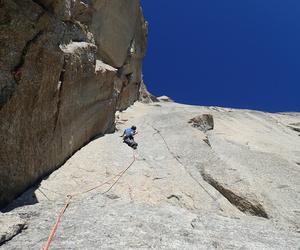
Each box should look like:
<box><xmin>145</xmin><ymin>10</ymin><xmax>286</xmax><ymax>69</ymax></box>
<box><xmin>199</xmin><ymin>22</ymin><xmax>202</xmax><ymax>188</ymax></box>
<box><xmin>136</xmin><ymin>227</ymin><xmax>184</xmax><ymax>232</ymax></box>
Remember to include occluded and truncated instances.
<box><xmin>141</xmin><ymin>1</ymin><xmax>300</xmax><ymax>112</ymax></box>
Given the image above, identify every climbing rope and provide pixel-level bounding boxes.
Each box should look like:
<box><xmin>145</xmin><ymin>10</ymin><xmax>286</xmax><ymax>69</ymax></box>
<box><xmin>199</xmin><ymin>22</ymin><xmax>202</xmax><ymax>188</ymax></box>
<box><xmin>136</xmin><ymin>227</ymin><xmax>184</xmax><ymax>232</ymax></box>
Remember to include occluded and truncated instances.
<box><xmin>149</xmin><ymin>124</ymin><xmax>223</xmax><ymax>212</ymax></box>
<box><xmin>43</xmin><ymin>149</ymin><xmax>137</xmax><ymax>250</ymax></box>
<box><xmin>43</xmin><ymin>195</ymin><xmax>72</xmax><ymax>250</ymax></box>
<box><xmin>102</xmin><ymin>151</ymin><xmax>137</xmax><ymax>194</ymax></box>
<box><xmin>36</xmin><ymin>188</ymin><xmax>51</xmax><ymax>201</ymax></box>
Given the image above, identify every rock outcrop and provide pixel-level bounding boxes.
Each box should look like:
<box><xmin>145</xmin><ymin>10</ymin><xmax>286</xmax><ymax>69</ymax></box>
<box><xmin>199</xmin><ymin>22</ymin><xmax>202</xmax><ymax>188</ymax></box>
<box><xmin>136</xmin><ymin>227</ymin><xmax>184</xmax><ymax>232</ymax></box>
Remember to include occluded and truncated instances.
<box><xmin>0</xmin><ymin>0</ymin><xmax>147</xmax><ymax>207</ymax></box>
<box><xmin>188</xmin><ymin>114</ymin><xmax>214</xmax><ymax>132</ymax></box>
<box><xmin>138</xmin><ymin>80</ymin><xmax>158</xmax><ymax>103</ymax></box>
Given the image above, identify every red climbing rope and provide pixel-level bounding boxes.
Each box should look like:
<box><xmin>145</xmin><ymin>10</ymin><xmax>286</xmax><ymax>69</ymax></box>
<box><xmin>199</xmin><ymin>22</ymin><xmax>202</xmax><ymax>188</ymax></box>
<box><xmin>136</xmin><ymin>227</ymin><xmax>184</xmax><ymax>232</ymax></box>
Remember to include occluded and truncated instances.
<box><xmin>43</xmin><ymin>149</ymin><xmax>137</xmax><ymax>250</ymax></box>
<box><xmin>102</xmin><ymin>151</ymin><xmax>136</xmax><ymax>194</ymax></box>
<box><xmin>43</xmin><ymin>195</ymin><xmax>72</xmax><ymax>250</ymax></box>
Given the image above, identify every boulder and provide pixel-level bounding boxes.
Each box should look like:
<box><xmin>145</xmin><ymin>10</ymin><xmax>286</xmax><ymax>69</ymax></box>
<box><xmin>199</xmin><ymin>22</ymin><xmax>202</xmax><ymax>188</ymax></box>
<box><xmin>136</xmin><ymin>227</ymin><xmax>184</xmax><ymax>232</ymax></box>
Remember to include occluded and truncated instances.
<box><xmin>188</xmin><ymin>114</ymin><xmax>214</xmax><ymax>132</ymax></box>
<box><xmin>157</xmin><ymin>95</ymin><xmax>174</xmax><ymax>102</ymax></box>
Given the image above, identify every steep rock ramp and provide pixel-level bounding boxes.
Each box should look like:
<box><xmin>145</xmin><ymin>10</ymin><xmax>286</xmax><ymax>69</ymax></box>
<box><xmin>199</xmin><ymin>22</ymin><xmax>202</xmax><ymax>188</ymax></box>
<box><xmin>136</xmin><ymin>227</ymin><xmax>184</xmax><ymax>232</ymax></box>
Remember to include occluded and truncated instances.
<box><xmin>1</xmin><ymin>102</ymin><xmax>300</xmax><ymax>249</ymax></box>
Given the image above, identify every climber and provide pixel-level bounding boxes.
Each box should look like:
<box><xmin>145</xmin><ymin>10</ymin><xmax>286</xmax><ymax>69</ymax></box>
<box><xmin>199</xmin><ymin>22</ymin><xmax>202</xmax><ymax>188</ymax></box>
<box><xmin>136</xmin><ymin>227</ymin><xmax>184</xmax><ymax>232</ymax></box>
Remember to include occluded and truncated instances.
<box><xmin>121</xmin><ymin>125</ymin><xmax>138</xmax><ymax>149</ymax></box>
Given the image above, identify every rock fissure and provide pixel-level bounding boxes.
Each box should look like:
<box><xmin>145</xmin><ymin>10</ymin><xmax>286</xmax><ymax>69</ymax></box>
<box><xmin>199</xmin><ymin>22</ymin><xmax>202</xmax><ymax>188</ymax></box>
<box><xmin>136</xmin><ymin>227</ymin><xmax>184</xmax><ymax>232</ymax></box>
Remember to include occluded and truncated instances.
<box><xmin>201</xmin><ymin>171</ymin><xmax>269</xmax><ymax>218</ymax></box>
<box><xmin>167</xmin><ymin>195</ymin><xmax>180</xmax><ymax>201</ymax></box>
<box><xmin>203</xmin><ymin>136</ymin><xmax>211</xmax><ymax>147</ymax></box>
<box><xmin>0</xmin><ymin>30</ymin><xmax>44</xmax><ymax>109</ymax></box>
<box><xmin>53</xmin><ymin>57</ymin><xmax>67</xmax><ymax>132</ymax></box>
<box><xmin>36</xmin><ymin>188</ymin><xmax>51</xmax><ymax>201</ymax></box>
<box><xmin>153</xmin><ymin>177</ymin><xmax>166</xmax><ymax>181</ymax></box>
<box><xmin>12</xmin><ymin>30</ymin><xmax>44</xmax><ymax>81</ymax></box>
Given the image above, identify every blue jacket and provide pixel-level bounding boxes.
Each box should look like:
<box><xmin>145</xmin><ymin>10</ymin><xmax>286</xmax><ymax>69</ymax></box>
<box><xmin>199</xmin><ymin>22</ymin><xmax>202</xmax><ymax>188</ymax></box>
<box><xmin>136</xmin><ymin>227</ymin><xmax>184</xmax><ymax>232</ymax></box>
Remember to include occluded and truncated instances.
<box><xmin>124</xmin><ymin>128</ymin><xmax>135</xmax><ymax>138</ymax></box>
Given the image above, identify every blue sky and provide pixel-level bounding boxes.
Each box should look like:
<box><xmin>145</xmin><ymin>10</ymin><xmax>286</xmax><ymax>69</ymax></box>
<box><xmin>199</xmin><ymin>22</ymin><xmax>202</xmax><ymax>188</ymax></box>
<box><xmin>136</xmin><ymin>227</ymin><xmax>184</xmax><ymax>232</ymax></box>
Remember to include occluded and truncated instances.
<box><xmin>141</xmin><ymin>1</ymin><xmax>300</xmax><ymax>112</ymax></box>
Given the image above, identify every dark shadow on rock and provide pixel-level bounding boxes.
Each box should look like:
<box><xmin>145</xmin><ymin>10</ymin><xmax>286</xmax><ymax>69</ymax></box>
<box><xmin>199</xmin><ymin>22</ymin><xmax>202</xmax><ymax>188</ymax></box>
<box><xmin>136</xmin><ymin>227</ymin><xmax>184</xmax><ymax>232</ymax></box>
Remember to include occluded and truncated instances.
<box><xmin>287</xmin><ymin>125</ymin><xmax>300</xmax><ymax>133</ymax></box>
<box><xmin>0</xmin><ymin>129</ymin><xmax>111</xmax><ymax>210</ymax></box>
<box><xmin>200</xmin><ymin>170</ymin><xmax>269</xmax><ymax>219</ymax></box>
<box><xmin>1</xmin><ymin>185</ymin><xmax>40</xmax><ymax>213</ymax></box>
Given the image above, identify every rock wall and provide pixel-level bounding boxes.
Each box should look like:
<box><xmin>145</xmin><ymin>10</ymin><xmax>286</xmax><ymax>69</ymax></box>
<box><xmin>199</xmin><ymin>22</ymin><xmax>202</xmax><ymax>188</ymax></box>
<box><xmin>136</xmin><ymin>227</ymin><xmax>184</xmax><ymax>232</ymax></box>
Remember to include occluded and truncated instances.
<box><xmin>0</xmin><ymin>0</ymin><xmax>147</xmax><ymax>207</ymax></box>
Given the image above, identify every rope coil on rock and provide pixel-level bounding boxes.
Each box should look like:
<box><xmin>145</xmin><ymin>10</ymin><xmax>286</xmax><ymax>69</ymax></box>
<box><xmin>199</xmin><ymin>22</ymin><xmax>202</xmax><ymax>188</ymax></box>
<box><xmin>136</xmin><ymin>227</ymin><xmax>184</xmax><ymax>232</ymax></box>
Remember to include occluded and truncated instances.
<box><xmin>43</xmin><ymin>149</ymin><xmax>137</xmax><ymax>250</ymax></box>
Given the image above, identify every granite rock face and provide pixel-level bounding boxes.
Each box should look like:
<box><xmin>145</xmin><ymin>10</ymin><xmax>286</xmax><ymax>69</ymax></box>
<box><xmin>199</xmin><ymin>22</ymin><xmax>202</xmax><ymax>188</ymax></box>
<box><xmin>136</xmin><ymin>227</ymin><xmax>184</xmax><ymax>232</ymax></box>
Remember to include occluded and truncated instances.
<box><xmin>0</xmin><ymin>0</ymin><xmax>147</xmax><ymax>207</ymax></box>
<box><xmin>1</xmin><ymin>102</ymin><xmax>300</xmax><ymax>249</ymax></box>
<box><xmin>2</xmin><ymin>197</ymin><xmax>300</xmax><ymax>250</ymax></box>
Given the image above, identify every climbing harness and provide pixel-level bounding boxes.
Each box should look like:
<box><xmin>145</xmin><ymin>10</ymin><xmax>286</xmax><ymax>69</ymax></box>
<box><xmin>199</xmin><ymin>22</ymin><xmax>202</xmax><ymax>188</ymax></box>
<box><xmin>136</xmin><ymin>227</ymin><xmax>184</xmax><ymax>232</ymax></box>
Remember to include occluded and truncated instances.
<box><xmin>43</xmin><ymin>149</ymin><xmax>137</xmax><ymax>250</ymax></box>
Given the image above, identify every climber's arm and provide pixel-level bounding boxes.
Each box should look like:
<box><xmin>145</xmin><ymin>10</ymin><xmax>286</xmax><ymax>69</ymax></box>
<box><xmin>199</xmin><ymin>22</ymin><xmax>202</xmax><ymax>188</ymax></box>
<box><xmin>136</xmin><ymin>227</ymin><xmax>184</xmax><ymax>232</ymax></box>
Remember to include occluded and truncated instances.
<box><xmin>120</xmin><ymin>131</ymin><xmax>125</xmax><ymax>137</ymax></box>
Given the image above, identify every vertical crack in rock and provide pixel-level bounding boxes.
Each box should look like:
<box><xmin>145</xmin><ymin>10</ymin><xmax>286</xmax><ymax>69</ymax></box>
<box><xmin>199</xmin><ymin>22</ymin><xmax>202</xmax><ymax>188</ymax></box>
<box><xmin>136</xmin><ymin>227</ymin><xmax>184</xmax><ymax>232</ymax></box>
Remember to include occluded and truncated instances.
<box><xmin>1</xmin><ymin>31</ymin><xmax>43</xmax><ymax>109</ymax></box>
<box><xmin>201</xmin><ymin>171</ymin><xmax>269</xmax><ymax>218</ymax></box>
<box><xmin>12</xmin><ymin>31</ymin><xmax>43</xmax><ymax>82</ymax></box>
<box><xmin>53</xmin><ymin>57</ymin><xmax>66</xmax><ymax>132</ymax></box>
